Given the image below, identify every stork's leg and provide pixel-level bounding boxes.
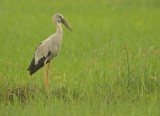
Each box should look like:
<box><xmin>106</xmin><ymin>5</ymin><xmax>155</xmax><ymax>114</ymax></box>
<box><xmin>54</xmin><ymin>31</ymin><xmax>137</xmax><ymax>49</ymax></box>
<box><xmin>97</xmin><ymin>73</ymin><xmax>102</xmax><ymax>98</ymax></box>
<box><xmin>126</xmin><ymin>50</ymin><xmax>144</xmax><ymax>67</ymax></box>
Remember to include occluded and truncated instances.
<box><xmin>46</xmin><ymin>61</ymin><xmax>50</xmax><ymax>90</ymax></box>
<box><xmin>43</xmin><ymin>59</ymin><xmax>48</xmax><ymax>91</ymax></box>
<box><xmin>47</xmin><ymin>61</ymin><xmax>50</xmax><ymax>78</ymax></box>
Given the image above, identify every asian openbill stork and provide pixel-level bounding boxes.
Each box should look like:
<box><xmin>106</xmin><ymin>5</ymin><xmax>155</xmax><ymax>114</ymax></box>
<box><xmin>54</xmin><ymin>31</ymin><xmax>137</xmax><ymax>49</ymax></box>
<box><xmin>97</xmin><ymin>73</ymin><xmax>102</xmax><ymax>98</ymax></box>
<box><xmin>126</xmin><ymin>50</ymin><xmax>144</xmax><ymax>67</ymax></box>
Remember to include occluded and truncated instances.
<box><xmin>28</xmin><ymin>13</ymin><xmax>72</xmax><ymax>90</ymax></box>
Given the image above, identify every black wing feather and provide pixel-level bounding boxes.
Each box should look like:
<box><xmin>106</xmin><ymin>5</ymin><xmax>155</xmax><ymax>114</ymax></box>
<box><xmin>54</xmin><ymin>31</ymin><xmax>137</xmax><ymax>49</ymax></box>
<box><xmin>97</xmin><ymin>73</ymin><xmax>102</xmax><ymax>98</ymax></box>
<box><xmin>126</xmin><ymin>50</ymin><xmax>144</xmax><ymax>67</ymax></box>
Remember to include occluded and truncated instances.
<box><xmin>28</xmin><ymin>51</ymin><xmax>51</xmax><ymax>75</ymax></box>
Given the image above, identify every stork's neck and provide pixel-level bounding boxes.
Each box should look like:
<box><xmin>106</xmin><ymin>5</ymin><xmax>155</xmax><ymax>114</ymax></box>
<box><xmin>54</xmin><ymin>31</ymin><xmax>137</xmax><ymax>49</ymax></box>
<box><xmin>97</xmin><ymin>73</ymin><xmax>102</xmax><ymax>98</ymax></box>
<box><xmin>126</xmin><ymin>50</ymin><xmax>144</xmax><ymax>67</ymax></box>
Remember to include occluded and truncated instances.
<box><xmin>55</xmin><ymin>22</ymin><xmax>63</xmax><ymax>36</ymax></box>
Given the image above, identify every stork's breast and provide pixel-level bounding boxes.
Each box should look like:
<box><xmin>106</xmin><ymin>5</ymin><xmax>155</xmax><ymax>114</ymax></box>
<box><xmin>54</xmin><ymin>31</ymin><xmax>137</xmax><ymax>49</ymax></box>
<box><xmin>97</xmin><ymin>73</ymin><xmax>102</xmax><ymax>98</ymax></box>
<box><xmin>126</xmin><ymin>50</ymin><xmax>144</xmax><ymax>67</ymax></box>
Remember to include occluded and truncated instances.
<box><xmin>49</xmin><ymin>45</ymin><xmax>60</xmax><ymax>57</ymax></box>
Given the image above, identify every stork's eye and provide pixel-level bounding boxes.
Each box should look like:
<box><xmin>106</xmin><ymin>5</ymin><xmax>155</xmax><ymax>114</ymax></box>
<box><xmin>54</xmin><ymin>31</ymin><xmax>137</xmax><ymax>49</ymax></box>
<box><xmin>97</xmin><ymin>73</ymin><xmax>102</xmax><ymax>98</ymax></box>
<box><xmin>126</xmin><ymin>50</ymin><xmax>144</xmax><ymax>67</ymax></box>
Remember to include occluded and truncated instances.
<box><xmin>59</xmin><ymin>16</ymin><xmax>62</xmax><ymax>19</ymax></box>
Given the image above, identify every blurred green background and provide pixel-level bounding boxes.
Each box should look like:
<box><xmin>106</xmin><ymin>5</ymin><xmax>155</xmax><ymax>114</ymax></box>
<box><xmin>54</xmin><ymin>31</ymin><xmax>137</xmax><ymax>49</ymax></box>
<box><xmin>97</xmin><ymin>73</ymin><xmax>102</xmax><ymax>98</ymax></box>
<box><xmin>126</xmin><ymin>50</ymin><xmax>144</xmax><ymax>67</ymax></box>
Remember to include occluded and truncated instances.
<box><xmin>0</xmin><ymin>0</ymin><xmax>160</xmax><ymax>115</ymax></box>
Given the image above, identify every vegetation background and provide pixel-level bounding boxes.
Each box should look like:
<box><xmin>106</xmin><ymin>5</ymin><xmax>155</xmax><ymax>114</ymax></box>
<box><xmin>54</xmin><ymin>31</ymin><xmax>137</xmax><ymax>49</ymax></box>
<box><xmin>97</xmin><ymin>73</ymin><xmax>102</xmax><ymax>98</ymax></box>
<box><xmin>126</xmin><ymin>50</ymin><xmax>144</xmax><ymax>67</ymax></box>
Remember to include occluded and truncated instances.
<box><xmin>0</xmin><ymin>0</ymin><xmax>160</xmax><ymax>115</ymax></box>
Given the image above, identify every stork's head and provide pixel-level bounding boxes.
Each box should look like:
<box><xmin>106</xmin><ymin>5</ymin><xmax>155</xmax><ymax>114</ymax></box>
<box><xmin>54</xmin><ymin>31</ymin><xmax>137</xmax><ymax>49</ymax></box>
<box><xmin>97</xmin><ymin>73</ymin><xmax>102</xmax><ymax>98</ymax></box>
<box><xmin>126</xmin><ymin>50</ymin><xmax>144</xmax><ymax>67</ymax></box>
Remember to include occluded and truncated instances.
<box><xmin>53</xmin><ymin>13</ymin><xmax>72</xmax><ymax>31</ymax></box>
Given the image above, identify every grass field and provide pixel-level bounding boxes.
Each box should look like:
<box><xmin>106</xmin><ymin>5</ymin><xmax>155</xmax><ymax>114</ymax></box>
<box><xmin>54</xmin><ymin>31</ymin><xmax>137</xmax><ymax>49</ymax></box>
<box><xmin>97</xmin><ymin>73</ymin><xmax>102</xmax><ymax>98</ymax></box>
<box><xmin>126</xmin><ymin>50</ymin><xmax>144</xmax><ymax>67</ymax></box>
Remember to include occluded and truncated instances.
<box><xmin>0</xmin><ymin>0</ymin><xmax>160</xmax><ymax>115</ymax></box>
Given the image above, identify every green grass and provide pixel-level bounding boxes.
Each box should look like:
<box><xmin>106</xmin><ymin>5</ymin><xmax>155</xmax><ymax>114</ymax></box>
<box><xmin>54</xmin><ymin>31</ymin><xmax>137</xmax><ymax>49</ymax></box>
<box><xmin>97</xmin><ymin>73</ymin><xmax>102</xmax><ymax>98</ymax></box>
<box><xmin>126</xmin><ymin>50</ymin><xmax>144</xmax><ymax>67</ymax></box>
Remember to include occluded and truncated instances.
<box><xmin>0</xmin><ymin>0</ymin><xmax>160</xmax><ymax>115</ymax></box>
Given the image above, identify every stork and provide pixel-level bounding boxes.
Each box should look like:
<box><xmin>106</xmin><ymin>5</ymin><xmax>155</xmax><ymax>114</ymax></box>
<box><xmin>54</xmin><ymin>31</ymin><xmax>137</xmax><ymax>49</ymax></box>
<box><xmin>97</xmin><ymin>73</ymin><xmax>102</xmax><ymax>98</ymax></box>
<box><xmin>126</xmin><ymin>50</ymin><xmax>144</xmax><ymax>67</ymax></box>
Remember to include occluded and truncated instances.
<box><xmin>28</xmin><ymin>13</ymin><xmax>72</xmax><ymax>90</ymax></box>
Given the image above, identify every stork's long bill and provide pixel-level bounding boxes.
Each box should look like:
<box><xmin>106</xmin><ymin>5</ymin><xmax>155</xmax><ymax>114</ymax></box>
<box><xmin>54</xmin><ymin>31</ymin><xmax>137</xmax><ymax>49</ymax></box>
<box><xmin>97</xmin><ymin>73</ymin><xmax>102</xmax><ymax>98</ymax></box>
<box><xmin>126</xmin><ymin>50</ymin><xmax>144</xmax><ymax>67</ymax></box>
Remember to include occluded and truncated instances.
<box><xmin>62</xmin><ymin>18</ymin><xmax>72</xmax><ymax>31</ymax></box>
